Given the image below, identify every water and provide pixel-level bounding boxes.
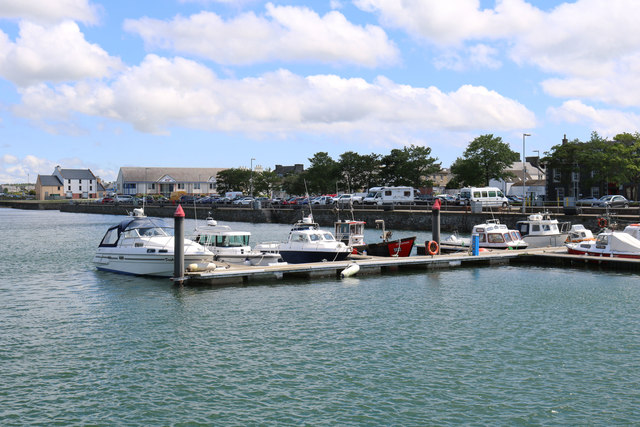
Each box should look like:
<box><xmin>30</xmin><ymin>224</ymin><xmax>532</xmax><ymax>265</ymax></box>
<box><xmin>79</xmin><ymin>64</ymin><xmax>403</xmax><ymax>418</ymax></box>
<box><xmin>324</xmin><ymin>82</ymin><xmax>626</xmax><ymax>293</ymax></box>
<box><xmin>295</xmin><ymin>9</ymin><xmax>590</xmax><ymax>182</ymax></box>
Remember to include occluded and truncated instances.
<box><xmin>1</xmin><ymin>208</ymin><xmax>640</xmax><ymax>425</ymax></box>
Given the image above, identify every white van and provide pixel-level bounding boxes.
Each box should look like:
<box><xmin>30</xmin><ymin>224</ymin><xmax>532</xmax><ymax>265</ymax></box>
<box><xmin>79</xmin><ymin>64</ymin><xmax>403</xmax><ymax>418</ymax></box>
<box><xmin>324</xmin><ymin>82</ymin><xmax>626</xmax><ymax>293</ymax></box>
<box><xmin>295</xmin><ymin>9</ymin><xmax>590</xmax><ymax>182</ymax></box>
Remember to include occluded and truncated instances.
<box><xmin>459</xmin><ymin>187</ymin><xmax>509</xmax><ymax>207</ymax></box>
<box><xmin>363</xmin><ymin>186</ymin><xmax>416</xmax><ymax>205</ymax></box>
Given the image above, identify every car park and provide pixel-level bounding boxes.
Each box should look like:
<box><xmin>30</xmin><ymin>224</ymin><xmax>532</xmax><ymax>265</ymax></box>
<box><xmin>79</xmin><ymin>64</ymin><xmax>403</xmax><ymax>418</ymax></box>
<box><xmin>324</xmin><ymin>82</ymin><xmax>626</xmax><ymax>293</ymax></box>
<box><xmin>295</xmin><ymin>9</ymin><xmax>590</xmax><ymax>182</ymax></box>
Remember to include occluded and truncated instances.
<box><xmin>592</xmin><ymin>195</ymin><xmax>630</xmax><ymax>208</ymax></box>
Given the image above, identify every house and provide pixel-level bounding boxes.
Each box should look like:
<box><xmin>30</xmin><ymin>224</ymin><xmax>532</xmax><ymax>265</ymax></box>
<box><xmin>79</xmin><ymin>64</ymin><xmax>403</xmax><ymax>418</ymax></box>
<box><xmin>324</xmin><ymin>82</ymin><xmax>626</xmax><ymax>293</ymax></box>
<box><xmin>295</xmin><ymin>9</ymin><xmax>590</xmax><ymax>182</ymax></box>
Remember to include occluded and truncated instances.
<box><xmin>274</xmin><ymin>164</ymin><xmax>304</xmax><ymax>177</ymax></box>
<box><xmin>116</xmin><ymin>167</ymin><xmax>227</xmax><ymax>196</ymax></box>
<box><xmin>424</xmin><ymin>168</ymin><xmax>454</xmax><ymax>194</ymax></box>
<box><xmin>489</xmin><ymin>157</ymin><xmax>546</xmax><ymax>200</ymax></box>
<box><xmin>36</xmin><ymin>166</ymin><xmax>104</xmax><ymax>200</ymax></box>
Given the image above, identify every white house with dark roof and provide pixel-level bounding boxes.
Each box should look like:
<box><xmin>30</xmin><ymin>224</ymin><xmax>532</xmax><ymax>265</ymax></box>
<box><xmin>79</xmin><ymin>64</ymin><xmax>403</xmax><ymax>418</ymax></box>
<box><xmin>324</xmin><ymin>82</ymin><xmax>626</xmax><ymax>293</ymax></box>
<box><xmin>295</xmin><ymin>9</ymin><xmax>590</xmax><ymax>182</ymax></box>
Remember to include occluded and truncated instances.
<box><xmin>116</xmin><ymin>167</ymin><xmax>226</xmax><ymax>196</ymax></box>
<box><xmin>36</xmin><ymin>166</ymin><xmax>104</xmax><ymax>200</ymax></box>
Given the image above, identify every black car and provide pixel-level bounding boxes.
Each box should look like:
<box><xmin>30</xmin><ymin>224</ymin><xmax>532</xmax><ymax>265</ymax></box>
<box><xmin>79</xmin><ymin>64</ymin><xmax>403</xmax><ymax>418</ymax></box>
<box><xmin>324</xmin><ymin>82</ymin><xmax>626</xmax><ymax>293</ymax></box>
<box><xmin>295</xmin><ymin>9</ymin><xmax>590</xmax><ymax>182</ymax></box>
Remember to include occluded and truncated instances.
<box><xmin>592</xmin><ymin>195</ymin><xmax>630</xmax><ymax>208</ymax></box>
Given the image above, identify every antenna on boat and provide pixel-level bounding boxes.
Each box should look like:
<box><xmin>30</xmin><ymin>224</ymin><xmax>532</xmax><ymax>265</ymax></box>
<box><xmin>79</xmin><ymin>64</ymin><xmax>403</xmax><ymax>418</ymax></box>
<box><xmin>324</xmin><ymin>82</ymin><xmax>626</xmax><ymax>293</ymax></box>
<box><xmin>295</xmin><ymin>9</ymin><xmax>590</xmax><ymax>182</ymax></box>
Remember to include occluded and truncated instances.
<box><xmin>304</xmin><ymin>179</ymin><xmax>314</xmax><ymax>221</ymax></box>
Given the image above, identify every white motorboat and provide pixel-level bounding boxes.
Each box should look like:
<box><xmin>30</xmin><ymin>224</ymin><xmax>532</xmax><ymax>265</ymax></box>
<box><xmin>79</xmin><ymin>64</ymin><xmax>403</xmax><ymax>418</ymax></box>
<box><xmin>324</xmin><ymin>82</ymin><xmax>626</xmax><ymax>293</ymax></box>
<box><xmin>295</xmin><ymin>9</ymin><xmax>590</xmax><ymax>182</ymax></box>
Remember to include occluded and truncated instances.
<box><xmin>275</xmin><ymin>215</ymin><xmax>352</xmax><ymax>264</ymax></box>
<box><xmin>515</xmin><ymin>213</ymin><xmax>570</xmax><ymax>248</ymax></box>
<box><xmin>93</xmin><ymin>208</ymin><xmax>214</xmax><ymax>277</ymax></box>
<box><xmin>566</xmin><ymin>229</ymin><xmax>640</xmax><ymax>259</ymax></box>
<box><xmin>565</xmin><ymin>224</ymin><xmax>595</xmax><ymax>244</ymax></box>
<box><xmin>192</xmin><ymin>217</ymin><xmax>281</xmax><ymax>266</ymax></box>
<box><xmin>437</xmin><ymin>220</ymin><xmax>528</xmax><ymax>252</ymax></box>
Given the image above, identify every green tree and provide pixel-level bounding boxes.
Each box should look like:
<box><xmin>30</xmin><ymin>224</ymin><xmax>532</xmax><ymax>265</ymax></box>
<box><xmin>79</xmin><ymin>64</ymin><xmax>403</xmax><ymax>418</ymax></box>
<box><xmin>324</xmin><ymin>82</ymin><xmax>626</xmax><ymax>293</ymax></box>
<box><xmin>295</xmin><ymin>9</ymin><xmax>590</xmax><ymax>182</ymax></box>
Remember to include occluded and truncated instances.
<box><xmin>216</xmin><ymin>168</ymin><xmax>251</xmax><ymax>194</ymax></box>
<box><xmin>379</xmin><ymin>145</ymin><xmax>440</xmax><ymax>187</ymax></box>
<box><xmin>614</xmin><ymin>132</ymin><xmax>640</xmax><ymax>200</ymax></box>
<box><xmin>338</xmin><ymin>151</ymin><xmax>381</xmax><ymax>193</ymax></box>
<box><xmin>304</xmin><ymin>152</ymin><xmax>340</xmax><ymax>194</ymax></box>
<box><xmin>451</xmin><ymin>134</ymin><xmax>520</xmax><ymax>186</ymax></box>
<box><xmin>252</xmin><ymin>169</ymin><xmax>282</xmax><ymax>197</ymax></box>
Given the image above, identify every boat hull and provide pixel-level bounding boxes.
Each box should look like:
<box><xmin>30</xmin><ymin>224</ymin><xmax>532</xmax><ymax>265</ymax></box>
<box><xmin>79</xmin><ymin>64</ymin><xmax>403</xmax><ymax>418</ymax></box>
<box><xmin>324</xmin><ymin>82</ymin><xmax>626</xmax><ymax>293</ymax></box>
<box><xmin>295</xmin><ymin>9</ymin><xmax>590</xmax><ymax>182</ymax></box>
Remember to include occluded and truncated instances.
<box><xmin>566</xmin><ymin>247</ymin><xmax>640</xmax><ymax>259</ymax></box>
<box><xmin>278</xmin><ymin>249</ymin><xmax>351</xmax><ymax>264</ymax></box>
<box><xmin>364</xmin><ymin>237</ymin><xmax>416</xmax><ymax>257</ymax></box>
<box><xmin>523</xmin><ymin>233</ymin><xmax>569</xmax><ymax>248</ymax></box>
<box><xmin>93</xmin><ymin>251</ymin><xmax>212</xmax><ymax>277</ymax></box>
<box><xmin>215</xmin><ymin>252</ymin><xmax>282</xmax><ymax>266</ymax></box>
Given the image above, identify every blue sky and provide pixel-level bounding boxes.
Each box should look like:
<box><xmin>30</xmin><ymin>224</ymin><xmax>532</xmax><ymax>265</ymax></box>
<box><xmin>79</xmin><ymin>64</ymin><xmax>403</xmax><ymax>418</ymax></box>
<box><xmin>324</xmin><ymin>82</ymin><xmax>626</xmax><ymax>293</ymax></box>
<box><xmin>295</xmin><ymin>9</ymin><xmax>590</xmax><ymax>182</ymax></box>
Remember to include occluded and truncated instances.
<box><xmin>2</xmin><ymin>0</ymin><xmax>640</xmax><ymax>183</ymax></box>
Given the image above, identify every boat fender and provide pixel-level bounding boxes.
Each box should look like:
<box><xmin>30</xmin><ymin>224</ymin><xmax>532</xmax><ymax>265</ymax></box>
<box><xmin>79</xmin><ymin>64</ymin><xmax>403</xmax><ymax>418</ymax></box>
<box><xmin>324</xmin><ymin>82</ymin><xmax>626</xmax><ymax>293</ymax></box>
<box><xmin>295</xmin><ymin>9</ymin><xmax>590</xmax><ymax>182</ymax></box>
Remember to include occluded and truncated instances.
<box><xmin>341</xmin><ymin>263</ymin><xmax>360</xmax><ymax>278</ymax></box>
<box><xmin>597</xmin><ymin>217</ymin><xmax>608</xmax><ymax>228</ymax></box>
<box><xmin>188</xmin><ymin>262</ymin><xmax>217</xmax><ymax>272</ymax></box>
<box><xmin>427</xmin><ymin>240</ymin><xmax>439</xmax><ymax>255</ymax></box>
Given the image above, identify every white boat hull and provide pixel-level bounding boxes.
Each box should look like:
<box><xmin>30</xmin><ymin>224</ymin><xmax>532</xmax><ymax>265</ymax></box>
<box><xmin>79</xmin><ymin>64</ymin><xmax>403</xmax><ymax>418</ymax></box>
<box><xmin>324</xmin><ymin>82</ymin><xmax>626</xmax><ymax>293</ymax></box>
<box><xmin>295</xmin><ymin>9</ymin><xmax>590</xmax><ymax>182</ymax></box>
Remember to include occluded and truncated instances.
<box><xmin>94</xmin><ymin>248</ymin><xmax>212</xmax><ymax>277</ymax></box>
<box><xmin>523</xmin><ymin>233</ymin><xmax>569</xmax><ymax>248</ymax></box>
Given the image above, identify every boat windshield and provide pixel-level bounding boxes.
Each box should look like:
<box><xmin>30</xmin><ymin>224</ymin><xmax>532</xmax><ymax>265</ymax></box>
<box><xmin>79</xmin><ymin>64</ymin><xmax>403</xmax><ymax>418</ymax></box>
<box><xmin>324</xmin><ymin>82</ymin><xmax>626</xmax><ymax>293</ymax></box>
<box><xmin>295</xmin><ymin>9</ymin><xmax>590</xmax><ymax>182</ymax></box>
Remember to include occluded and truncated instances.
<box><xmin>323</xmin><ymin>233</ymin><xmax>335</xmax><ymax>241</ymax></box>
<box><xmin>197</xmin><ymin>234</ymin><xmax>250</xmax><ymax>247</ymax></box>
<box><xmin>503</xmin><ymin>233</ymin><xmax>513</xmax><ymax>242</ymax></box>
<box><xmin>510</xmin><ymin>231</ymin><xmax>520</xmax><ymax>241</ymax></box>
<box><xmin>488</xmin><ymin>233</ymin><xmax>505</xmax><ymax>243</ymax></box>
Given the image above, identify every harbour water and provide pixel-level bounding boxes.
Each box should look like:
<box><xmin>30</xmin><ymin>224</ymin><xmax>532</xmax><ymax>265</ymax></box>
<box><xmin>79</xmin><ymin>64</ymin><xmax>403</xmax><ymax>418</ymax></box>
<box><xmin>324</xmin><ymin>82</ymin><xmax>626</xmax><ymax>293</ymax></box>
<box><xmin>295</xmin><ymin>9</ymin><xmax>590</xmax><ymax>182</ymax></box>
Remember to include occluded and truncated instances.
<box><xmin>1</xmin><ymin>208</ymin><xmax>640</xmax><ymax>425</ymax></box>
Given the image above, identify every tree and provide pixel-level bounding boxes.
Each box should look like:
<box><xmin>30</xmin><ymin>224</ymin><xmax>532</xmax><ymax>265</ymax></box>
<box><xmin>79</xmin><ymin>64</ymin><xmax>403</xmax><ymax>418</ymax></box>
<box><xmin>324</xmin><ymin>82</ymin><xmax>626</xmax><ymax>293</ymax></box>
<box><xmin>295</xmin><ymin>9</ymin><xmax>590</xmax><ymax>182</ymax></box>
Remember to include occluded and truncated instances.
<box><xmin>379</xmin><ymin>145</ymin><xmax>440</xmax><ymax>188</ymax></box>
<box><xmin>216</xmin><ymin>168</ymin><xmax>251</xmax><ymax>194</ymax></box>
<box><xmin>614</xmin><ymin>132</ymin><xmax>640</xmax><ymax>200</ymax></box>
<box><xmin>338</xmin><ymin>151</ymin><xmax>381</xmax><ymax>192</ymax></box>
<box><xmin>304</xmin><ymin>152</ymin><xmax>340</xmax><ymax>194</ymax></box>
<box><xmin>253</xmin><ymin>169</ymin><xmax>281</xmax><ymax>197</ymax></box>
<box><xmin>450</xmin><ymin>134</ymin><xmax>520</xmax><ymax>187</ymax></box>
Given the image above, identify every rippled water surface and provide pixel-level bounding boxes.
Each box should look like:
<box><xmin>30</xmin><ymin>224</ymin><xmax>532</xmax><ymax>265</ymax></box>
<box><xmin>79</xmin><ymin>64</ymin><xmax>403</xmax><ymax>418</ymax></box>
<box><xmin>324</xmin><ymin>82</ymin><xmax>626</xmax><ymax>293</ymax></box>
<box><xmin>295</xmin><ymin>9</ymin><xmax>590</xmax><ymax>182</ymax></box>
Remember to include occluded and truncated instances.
<box><xmin>1</xmin><ymin>208</ymin><xmax>640</xmax><ymax>425</ymax></box>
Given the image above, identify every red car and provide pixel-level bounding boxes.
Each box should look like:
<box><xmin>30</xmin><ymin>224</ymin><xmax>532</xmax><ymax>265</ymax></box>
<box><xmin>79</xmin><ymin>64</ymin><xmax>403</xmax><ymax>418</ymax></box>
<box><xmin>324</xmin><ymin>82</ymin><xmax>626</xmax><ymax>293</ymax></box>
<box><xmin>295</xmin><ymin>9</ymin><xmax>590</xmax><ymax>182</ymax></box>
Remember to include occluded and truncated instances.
<box><xmin>101</xmin><ymin>197</ymin><xmax>114</xmax><ymax>203</ymax></box>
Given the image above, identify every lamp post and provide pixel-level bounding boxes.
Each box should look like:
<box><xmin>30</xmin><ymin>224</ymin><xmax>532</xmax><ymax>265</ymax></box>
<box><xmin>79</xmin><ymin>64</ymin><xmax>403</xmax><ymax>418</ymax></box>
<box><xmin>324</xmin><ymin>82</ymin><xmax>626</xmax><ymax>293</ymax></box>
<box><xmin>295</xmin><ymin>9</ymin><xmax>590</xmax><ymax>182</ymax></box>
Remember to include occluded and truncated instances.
<box><xmin>250</xmin><ymin>158</ymin><xmax>255</xmax><ymax>197</ymax></box>
<box><xmin>522</xmin><ymin>133</ymin><xmax>531</xmax><ymax>213</ymax></box>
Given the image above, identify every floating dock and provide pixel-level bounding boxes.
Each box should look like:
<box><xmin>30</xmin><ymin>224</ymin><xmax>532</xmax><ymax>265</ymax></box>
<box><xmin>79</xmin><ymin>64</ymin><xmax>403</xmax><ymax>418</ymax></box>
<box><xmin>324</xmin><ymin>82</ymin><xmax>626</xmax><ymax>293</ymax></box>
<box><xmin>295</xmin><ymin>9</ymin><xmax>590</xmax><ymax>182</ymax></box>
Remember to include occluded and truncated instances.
<box><xmin>182</xmin><ymin>247</ymin><xmax>640</xmax><ymax>285</ymax></box>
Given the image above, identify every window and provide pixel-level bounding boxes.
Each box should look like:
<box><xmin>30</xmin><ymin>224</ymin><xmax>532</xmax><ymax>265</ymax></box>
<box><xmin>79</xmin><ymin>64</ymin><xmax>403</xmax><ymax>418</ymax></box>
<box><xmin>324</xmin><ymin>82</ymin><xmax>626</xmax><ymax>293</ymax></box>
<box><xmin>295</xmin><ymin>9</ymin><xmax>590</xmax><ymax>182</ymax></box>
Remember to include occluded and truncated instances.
<box><xmin>553</xmin><ymin>169</ymin><xmax>561</xmax><ymax>183</ymax></box>
<box><xmin>90</xmin><ymin>180</ymin><xmax>93</xmax><ymax>184</ymax></box>
<box><xmin>488</xmin><ymin>191</ymin><xmax>496</xmax><ymax>197</ymax></box>
<box><xmin>178</xmin><ymin>183</ymin><xmax>184</xmax><ymax>190</ymax></box>
<box><xmin>68</xmin><ymin>179</ymin><xmax>71</xmax><ymax>184</ymax></box>
<box><xmin>79</xmin><ymin>186</ymin><xmax>82</xmax><ymax>191</ymax></box>
<box><xmin>591</xmin><ymin>187</ymin><xmax>599</xmax><ymax>198</ymax></box>
<box><xmin>194</xmin><ymin>183</ymin><xmax>200</xmax><ymax>190</ymax></box>
<box><xmin>571</xmin><ymin>171</ymin><xmax>580</xmax><ymax>182</ymax></box>
<box><xmin>68</xmin><ymin>186</ymin><xmax>71</xmax><ymax>190</ymax></box>
<box><xmin>556</xmin><ymin>188</ymin><xmax>565</xmax><ymax>201</ymax></box>
<box><xmin>150</xmin><ymin>183</ymin><xmax>155</xmax><ymax>190</ymax></box>
<box><xmin>90</xmin><ymin>186</ymin><xmax>93</xmax><ymax>191</ymax></box>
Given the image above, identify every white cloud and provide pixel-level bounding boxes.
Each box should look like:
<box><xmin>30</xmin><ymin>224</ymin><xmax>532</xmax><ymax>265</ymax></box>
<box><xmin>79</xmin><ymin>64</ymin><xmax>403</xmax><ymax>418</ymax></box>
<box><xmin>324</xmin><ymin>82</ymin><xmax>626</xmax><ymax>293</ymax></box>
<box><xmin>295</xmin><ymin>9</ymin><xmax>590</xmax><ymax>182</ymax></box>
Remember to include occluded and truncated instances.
<box><xmin>13</xmin><ymin>54</ymin><xmax>536</xmax><ymax>136</ymax></box>
<box><xmin>0</xmin><ymin>21</ymin><xmax>122</xmax><ymax>86</ymax></box>
<box><xmin>124</xmin><ymin>3</ymin><xmax>399</xmax><ymax>67</ymax></box>
<box><xmin>0</xmin><ymin>0</ymin><xmax>99</xmax><ymax>25</ymax></box>
<box><xmin>355</xmin><ymin>0</ymin><xmax>640</xmax><ymax>107</ymax></box>
<box><xmin>548</xmin><ymin>100</ymin><xmax>640</xmax><ymax>136</ymax></box>
<box><xmin>0</xmin><ymin>154</ymin><xmax>117</xmax><ymax>183</ymax></box>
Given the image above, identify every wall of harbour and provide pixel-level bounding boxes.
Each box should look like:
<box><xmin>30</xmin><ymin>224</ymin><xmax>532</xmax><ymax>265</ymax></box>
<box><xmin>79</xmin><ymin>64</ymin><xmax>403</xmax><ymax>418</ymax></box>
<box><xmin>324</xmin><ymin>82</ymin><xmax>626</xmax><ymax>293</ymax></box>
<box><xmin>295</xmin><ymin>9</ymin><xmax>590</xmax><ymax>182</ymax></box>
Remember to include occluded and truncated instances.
<box><xmin>2</xmin><ymin>200</ymin><xmax>630</xmax><ymax>232</ymax></box>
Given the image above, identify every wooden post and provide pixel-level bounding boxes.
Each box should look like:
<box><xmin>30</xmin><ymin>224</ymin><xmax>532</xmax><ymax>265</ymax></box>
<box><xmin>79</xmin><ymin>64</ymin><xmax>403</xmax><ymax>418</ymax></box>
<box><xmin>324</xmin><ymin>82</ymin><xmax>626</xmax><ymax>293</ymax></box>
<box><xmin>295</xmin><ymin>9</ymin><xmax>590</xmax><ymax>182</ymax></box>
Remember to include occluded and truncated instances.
<box><xmin>173</xmin><ymin>204</ymin><xmax>185</xmax><ymax>284</ymax></box>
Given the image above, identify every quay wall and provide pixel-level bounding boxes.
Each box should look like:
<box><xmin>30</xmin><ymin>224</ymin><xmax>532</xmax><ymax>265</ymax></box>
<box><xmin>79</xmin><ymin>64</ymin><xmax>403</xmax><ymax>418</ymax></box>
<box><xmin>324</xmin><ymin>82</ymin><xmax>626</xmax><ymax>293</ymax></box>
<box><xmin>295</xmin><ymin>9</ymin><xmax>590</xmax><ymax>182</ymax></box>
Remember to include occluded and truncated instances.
<box><xmin>3</xmin><ymin>200</ymin><xmax>634</xmax><ymax>232</ymax></box>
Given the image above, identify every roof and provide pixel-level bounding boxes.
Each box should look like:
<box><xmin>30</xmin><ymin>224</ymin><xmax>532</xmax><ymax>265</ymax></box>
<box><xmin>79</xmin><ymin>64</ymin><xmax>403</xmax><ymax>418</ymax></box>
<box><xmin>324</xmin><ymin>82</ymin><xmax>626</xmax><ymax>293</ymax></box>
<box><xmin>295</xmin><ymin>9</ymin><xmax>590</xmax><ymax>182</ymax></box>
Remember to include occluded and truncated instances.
<box><xmin>59</xmin><ymin>169</ymin><xmax>96</xmax><ymax>180</ymax></box>
<box><xmin>38</xmin><ymin>175</ymin><xmax>63</xmax><ymax>186</ymax></box>
<box><xmin>119</xmin><ymin>167</ymin><xmax>227</xmax><ymax>182</ymax></box>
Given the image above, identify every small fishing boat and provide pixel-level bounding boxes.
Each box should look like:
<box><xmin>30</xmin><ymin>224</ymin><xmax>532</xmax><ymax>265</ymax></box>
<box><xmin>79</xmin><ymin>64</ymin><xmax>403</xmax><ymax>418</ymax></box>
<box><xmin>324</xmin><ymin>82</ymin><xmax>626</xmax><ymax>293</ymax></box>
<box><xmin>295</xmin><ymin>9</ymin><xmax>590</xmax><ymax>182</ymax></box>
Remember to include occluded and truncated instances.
<box><xmin>515</xmin><ymin>213</ymin><xmax>570</xmax><ymax>248</ymax></box>
<box><xmin>424</xmin><ymin>220</ymin><xmax>528</xmax><ymax>254</ymax></box>
<box><xmin>192</xmin><ymin>217</ymin><xmax>281</xmax><ymax>266</ymax></box>
<box><xmin>566</xmin><ymin>229</ymin><xmax>640</xmax><ymax>259</ymax></box>
<box><xmin>565</xmin><ymin>224</ymin><xmax>595</xmax><ymax>244</ymax></box>
<box><xmin>334</xmin><ymin>219</ymin><xmax>415</xmax><ymax>257</ymax></box>
<box><xmin>93</xmin><ymin>208</ymin><xmax>214</xmax><ymax>277</ymax></box>
<box><xmin>275</xmin><ymin>215</ymin><xmax>352</xmax><ymax>264</ymax></box>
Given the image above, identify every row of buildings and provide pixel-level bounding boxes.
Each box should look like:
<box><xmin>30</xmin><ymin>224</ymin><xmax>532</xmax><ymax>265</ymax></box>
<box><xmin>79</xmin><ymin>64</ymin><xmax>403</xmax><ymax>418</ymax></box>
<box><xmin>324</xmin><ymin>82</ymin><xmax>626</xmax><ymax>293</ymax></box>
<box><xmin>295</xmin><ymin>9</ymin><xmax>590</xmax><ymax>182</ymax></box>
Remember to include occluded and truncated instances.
<box><xmin>33</xmin><ymin>135</ymin><xmax>630</xmax><ymax>201</ymax></box>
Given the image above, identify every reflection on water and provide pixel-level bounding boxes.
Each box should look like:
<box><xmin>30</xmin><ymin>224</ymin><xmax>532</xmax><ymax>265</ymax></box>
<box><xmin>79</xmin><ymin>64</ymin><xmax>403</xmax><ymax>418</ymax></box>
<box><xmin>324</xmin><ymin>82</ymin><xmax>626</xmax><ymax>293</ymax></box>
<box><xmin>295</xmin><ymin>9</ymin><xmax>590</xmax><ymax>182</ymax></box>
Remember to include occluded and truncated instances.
<box><xmin>1</xmin><ymin>209</ymin><xmax>640</xmax><ymax>425</ymax></box>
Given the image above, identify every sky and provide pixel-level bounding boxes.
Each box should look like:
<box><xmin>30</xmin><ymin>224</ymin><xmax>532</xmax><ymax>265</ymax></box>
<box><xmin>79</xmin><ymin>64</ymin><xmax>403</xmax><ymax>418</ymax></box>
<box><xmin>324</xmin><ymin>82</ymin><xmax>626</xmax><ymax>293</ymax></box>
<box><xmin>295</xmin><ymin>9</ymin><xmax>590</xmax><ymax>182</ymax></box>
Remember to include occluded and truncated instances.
<box><xmin>2</xmin><ymin>0</ymin><xmax>640</xmax><ymax>184</ymax></box>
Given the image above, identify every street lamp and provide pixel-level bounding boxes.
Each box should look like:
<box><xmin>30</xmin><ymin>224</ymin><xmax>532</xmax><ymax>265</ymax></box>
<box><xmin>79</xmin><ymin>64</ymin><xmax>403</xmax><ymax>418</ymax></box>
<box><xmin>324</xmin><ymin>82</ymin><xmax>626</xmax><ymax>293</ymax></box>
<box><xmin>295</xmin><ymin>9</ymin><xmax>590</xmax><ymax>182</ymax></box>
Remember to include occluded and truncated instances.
<box><xmin>522</xmin><ymin>133</ymin><xmax>531</xmax><ymax>213</ymax></box>
<box><xmin>250</xmin><ymin>158</ymin><xmax>255</xmax><ymax>197</ymax></box>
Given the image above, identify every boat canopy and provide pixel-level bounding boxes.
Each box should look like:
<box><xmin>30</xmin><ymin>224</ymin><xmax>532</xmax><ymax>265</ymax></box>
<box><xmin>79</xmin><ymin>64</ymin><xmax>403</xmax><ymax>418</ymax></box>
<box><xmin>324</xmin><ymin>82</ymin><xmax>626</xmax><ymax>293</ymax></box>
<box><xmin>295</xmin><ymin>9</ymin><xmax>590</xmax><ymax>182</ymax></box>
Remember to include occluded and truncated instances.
<box><xmin>99</xmin><ymin>217</ymin><xmax>173</xmax><ymax>247</ymax></box>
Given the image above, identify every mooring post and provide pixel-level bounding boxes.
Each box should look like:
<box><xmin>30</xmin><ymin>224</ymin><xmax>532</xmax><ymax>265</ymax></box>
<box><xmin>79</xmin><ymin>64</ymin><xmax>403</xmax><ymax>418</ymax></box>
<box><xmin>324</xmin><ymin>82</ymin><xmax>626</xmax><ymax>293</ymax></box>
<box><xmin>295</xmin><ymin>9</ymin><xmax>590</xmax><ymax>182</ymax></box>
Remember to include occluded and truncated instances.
<box><xmin>173</xmin><ymin>204</ymin><xmax>185</xmax><ymax>284</ymax></box>
<box><xmin>431</xmin><ymin>198</ymin><xmax>441</xmax><ymax>254</ymax></box>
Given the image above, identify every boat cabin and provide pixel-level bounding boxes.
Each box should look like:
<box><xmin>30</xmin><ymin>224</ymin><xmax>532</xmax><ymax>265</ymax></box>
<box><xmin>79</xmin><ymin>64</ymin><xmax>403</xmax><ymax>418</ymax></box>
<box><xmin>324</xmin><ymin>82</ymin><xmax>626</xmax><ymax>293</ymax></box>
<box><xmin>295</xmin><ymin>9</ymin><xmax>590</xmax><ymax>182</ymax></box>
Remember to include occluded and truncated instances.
<box><xmin>334</xmin><ymin>220</ymin><xmax>365</xmax><ymax>247</ymax></box>
<box><xmin>99</xmin><ymin>217</ymin><xmax>173</xmax><ymax>247</ymax></box>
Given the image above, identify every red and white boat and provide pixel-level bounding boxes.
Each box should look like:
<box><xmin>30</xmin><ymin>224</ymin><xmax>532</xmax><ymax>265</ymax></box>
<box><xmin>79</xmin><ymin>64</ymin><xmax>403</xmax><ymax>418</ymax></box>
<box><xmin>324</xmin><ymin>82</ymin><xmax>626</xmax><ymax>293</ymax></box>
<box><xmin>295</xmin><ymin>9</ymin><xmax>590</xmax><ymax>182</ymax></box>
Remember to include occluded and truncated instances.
<box><xmin>334</xmin><ymin>219</ymin><xmax>415</xmax><ymax>257</ymax></box>
<box><xmin>566</xmin><ymin>228</ymin><xmax>640</xmax><ymax>259</ymax></box>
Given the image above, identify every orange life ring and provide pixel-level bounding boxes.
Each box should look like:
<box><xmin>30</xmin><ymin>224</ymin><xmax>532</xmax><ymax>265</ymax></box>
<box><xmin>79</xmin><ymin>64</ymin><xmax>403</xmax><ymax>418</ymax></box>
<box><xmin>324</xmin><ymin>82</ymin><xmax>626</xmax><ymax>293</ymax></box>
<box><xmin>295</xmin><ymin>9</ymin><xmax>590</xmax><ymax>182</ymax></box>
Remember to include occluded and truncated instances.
<box><xmin>597</xmin><ymin>218</ymin><xmax>608</xmax><ymax>228</ymax></box>
<box><xmin>427</xmin><ymin>240</ymin><xmax>439</xmax><ymax>255</ymax></box>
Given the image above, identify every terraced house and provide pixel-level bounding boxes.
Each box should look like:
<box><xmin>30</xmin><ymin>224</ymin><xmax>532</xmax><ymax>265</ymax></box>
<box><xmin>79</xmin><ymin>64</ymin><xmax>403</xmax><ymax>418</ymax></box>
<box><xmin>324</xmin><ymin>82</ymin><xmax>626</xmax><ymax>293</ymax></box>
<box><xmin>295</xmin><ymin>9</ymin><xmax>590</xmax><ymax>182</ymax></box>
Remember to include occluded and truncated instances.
<box><xmin>36</xmin><ymin>166</ymin><xmax>105</xmax><ymax>200</ymax></box>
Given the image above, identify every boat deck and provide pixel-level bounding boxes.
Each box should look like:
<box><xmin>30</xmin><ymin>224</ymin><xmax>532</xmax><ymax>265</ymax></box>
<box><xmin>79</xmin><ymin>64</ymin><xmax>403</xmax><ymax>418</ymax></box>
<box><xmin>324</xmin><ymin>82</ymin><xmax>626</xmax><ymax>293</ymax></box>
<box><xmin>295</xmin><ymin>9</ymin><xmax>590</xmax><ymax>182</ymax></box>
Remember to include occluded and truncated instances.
<box><xmin>181</xmin><ymin>246</ymin><xmax>640</xmax><ymax>285</ymax></box>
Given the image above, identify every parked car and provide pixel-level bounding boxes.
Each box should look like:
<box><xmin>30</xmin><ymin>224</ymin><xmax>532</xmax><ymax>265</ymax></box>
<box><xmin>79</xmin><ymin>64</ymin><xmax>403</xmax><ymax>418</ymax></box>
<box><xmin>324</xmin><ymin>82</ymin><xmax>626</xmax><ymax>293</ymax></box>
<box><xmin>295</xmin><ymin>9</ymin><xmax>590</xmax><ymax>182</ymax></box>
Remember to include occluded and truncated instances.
<box><xmin>312</xmin><ymin>195</ymin><xmax>335</xmax><ymax>205</ymax></box>
<box><xmin>232</xmin><ymin>197</ymin><xmax>255</xmax><ymax>206</ymax></box>
<box><xmin>101</xmin><ymin>196</ymin><xmax>114</xmax><ymax>204</ymax></box>
<box><xmin>435</xmin><ymin>194</ymin><xmax>457</xmax><ymax>204</ymax></box>
<box><xmin>195</xmin><ymin>196</ymin><xmax>212</xmax><ymax>204</ymax></box>
<box><xmin>179</xmin><ymin>195</ymin><xmax>198</xmax><ymax>204</ymax></box>
<box><xmin>335</xmin><ymin>194</ymin><xmax>363</xmax><ymax>205</ymax></box>
<box><xmin>115</xmin><ymin>194</ymin><xmax>134</xmax><ymax>203</ymax></box>
<box><xmin>576</xmin><ymin>196</ymin><xmax>598</xmax><ymax>206</ymax></box>
<box><xmin>592</xmin><ymin>195</ymin><xmax>630</xmax><ymax>208</ymax></box>
<box><xmin>507</xmin><ymin>195</ymin><xmax>523</xmax><ymax>204</ymax></box>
